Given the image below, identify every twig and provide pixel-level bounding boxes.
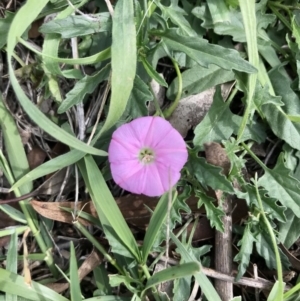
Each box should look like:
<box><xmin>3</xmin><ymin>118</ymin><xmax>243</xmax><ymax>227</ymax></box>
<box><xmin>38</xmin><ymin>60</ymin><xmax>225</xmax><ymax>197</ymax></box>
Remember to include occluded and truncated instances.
<box><xmin>87</xmin><ymin>73</ymin><xmax>111</xmax><ymax>145</ymax></box>
<box><xmin>157</xmin><ymin>255</ymin><xmax>281</xmax><ymax>291</ymax></box>
<box><xmin>104</xmin><ymin>0</ymin><xmax>114</xmax><ymax>17</ymax></box>
<box><xmin>254</xmin><ymin>264</ymin><xmax>260</xmax><ymax>301</ymax></box>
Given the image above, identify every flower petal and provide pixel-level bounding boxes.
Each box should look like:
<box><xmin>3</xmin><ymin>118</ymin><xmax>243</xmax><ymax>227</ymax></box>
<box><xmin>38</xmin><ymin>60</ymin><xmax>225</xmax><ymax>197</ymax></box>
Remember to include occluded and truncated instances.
<box><xmin>108</xmin><ymin>116</ymin><xmax>188</xmax><ymax>196</ymax></box>
<box><xmin>108</xmin><ymin>138</ymin><xmax>139</xmax><ymax>163</ymax></box>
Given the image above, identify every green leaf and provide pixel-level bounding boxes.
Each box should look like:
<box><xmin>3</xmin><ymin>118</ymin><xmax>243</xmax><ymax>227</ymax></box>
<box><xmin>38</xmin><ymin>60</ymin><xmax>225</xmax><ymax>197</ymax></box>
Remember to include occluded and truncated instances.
<box><xmin>125</xmin><ymin>75</ymin><xmax>153</xmax><ymax>118</ymax></box>
<box><xmin>236</xmin><ymin>0</ymin><xmax>259</xmax><ymax>139</ymax></box>
<box><xmin>6</xmin><ymin>0</ymin><xmax>107</xmax><ymax>157</ymax></box>
<box><xmin>0</xmin><ymin>268</ymin><xmax>69</xmax><ymax>301</ymax></box>
<box><xmin>0</xmin><ymin>96</ymin><xmax>32</xmax><ymax>195</ymax></box>
<box><xmin>155</xmin><ymin>0</ymin><xmax>197</xmax><ymax>36</ymax></box>
<box><xmin>260</xmin><ymin>67</ymin><xmax>300</xmax><ymax>151</ymax></box>
<box><xmin>236</xmin><ymin>184</ymin><xmax>286</xmax><ymax>223</ymax></box>
<box><xmin>167</xmin><ymin>64</ymin><xmax>234</xmax><ymax>100</ymax></box>
<box><xmin>196</xmin><ymin>191</ymin><xmax>225</xmax><ymax>232</ymax></box>
<box><xmin>258</xmin><ymin>153</ymin><xmax>300</xmax><ymax>218</ymax></box>
<box><xmin>11</xmin><ymin>149</ymin><xmax>83</xmax><ymax>191</ymax></box>
<box><xmin>6</xmin><ymin>231</ymin><xmax>18</xmax><ymax>301</ymax></box>
<box><xmin>255</xmin><ymin>229</ymin><xmax>290</xmax><ymax>271</ymax></box>
<box><xmin>143</xmin><ymin>262</ymin><xmax>200</xmax><ymax>294</ymax></box>
<box><xmin>84</xmin><ymin>297</ymin><xmax>130</xmax><ymax>301</ymax></box>
<box><xmin>206</xmin><ymin>0</ymin><xmax>230</xmax><ymax>24</ymax></box>
<box><xmin>170</xmin><ymin>233</ymin><xmax>222</xmax><ymax>301</ymax></box>
<box><xmin>192</xmin><ymin>4</ymin><xmax>275</xmax><ymax>43</ymax></box>
<box><xmin>58</xmin><ymin>65</ymin><xmax>110</xmax><ymax>113</ymax></box>
<box><xmin>142</xmin><ymin>192</ymin><xmax>177</xmax><ymax>262</ymax></box>
<box><xmin>234</xmin><ymin>224</ymin><xmax>256</xmax><ymax>280</ymax></box>
<box><xmin>0</xmin><ymin>205</ymin><xmax>26</xmax><ymax>224</ymax></box>
<box><xmin>39</xmin><ymin>13</ymin><xmax>112</xmax><ymax>38</ymax></box>
<box><xmin>153</xmin><ymin>29</ymin><xmax>257</xmax><ymax>73</ymax></box>
<box><xmin>193</xmin><ymin>87</ymin><xmax>235</xmax><ymax>149</ymax></box>
<box><xmin>0</xmin><ymin>11</ymin><xmax>15</xmax><ymax>49</ymax></box>
<box><xmin>101</xmin><ymin>0</ymin><xmax>136</xmax><ymax>134</ymax></box>
<box><xmin>70</xmin><ymin>242</ymin><xmax>82</xmax><ymax>301</ymax></box>
<box><xmin>81</xmin><ymin>155</ymin><xmax>140</xmax><ymax>260</ymax></box>
<box><xmin>140</xmin><ymin>57</ymin><xmax>168</xmax><ymax>87</ymax></box>
<box><xmin>267</xmin><ymin>281</ymin><xmax>285</xmax><ymax>301</ymax></box>
<box><xmin>278</xmin><ymin>208</ymin><xmax>300</xmax><ymax>249</ymax></box>
<box><xmin>187</xmin><ymin>153</ymin><xmax>234</xmax><ymax>194</ymax></box>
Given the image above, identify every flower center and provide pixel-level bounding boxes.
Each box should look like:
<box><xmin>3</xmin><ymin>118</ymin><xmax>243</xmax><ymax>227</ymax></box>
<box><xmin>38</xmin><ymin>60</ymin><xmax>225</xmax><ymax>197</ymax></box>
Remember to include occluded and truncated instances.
<box><xmin>138</xmin><ymin>148</ymin><xmax>155</xmax><ymax>165</ymax></box>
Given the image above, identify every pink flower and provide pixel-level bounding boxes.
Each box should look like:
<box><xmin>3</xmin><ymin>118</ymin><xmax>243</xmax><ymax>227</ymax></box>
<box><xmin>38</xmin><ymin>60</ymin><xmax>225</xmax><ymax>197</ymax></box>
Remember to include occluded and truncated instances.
<box><xmin>108</xmin><ymin>116</ymin><xmax>188</xmax><ymax>197</ymax></box>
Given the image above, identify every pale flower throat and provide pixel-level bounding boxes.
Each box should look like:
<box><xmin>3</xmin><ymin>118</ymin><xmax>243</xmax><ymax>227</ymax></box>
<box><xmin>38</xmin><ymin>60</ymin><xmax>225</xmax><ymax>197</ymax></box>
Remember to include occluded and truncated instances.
<box><xmin>138</xmin><ymin>147</ymin><xmax>155</xmax><ymax>165</ymax></box>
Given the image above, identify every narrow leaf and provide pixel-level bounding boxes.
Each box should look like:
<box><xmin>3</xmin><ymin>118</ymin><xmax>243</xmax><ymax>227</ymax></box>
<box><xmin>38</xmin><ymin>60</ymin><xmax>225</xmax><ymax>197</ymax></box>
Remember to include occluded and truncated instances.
<box><xmin>101</xmin><ymin>0</ymin><xmax>136</xmax><ymax>134</ymax></box>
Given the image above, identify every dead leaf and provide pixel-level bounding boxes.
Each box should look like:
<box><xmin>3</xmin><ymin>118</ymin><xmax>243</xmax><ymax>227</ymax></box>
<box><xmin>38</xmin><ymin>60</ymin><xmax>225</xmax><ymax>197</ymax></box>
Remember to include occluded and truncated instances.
<box><xmin>22</xmin><ymin>228</ymin><xmax>32</xmax><ymax>286</ymax></box>
<box><xmin>27</xmin><ymin>146</ymin><xmax>47</xmax><ymax>170</ymax></box>
<box><xmin>46</xmin><ymin>250</ymin><xmax>102</xmax><ymax>293</ymax></box>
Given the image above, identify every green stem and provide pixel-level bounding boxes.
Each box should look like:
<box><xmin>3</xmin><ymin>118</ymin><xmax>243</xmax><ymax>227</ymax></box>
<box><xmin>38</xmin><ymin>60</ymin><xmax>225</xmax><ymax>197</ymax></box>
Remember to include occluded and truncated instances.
<box><xmin>268</xmin><ymin>3</ymin><xmax>292</xmax><ymax>31</ymax></box>
<box><xmin>283</xmin><ymin>280</ymin><xmax>300</xmax><ymax>299</ymax></box>
<box><xmin>254</xmin><ymin>175</ymin><xmax>284</xmax><ymax>300</ymax></box>
<box><xmin>163</xmin><ymin>58</ymin><xmax>182</xmax><ymax>118</ymax></box>
<box><xmin>73</xmin><ymin>220</ymin><xmax>124</xmax><ymax>275</ymax></box>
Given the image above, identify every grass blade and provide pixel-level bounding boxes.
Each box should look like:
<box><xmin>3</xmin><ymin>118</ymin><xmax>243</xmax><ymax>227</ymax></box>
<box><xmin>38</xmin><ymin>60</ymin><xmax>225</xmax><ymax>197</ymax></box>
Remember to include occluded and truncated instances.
<box><xmin>100</xmin><ymin>0</ymin><xmax>136</xmax><ymax>134</ymax></box>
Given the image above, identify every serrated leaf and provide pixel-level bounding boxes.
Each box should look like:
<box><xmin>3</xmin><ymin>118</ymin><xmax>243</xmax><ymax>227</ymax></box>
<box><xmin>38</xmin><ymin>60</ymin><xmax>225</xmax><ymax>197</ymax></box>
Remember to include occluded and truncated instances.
<box><xmin>170</xmin><ymin>233</ymin><xmax>222</xmax><ymax>301</ymax></box>
<box><xmin>192</xmin><ymin>4</ymin><xmax>275</xmax><ymax>42</ymax></box>
<box><xmin>206</xmin><ymin>0</ymin><xmax>230</xmax><ymax>24</ymax></box>
<box><xmin>258</xmin><ymin>153</ymin><xmax>300</xmax><ymax>218</ymax></box>
<box><xmin>125</xmin><ymin>75</ymin><xmax>153</xmax><ymax>118</ymax></box>
<box><xmin>58</xmin><ymin>65</ymin><xmax>110</xmax><ymax>113</ymax></box>
<box><xmin>187</xmin><ymin>153</ymin><xmax>234</xmax><ymax>193</ymax></box>
<box><xmin>196</xmin><ymin>191</ymin><xmax>224</xmax><ymax>232</ymax></box>
<box><xmin>193</xmin><ymin>87</ymin><xmax>235</xmax><ymax>148</ymax></box>
<box><xmin>235</xmin><ymin>184</ymin><xmax>286</xmax><ymax>222</ymax></box>
<box><xmin>39</xmin><ymin>13</ymin><xmax>112</xmax><ymax>38</ymax></box>
<box><xmin>279</xmin><ymin>208</ymin><xmax>300</xmax><ymax>249</ymax></box>
<box><xmin>255</xmin><ymin>229</ymin><xmax>290</xmax><ymax>270</ymax></box>
<box><xmin>155</xmin><ymin>0</ymin><xmax>197</xmax><ymax>36</ymax></box>
<box><xmin>167</xmin><ymin>64</ymin><xmax>234</xmax><ymax>100</ymax></box>
<box><xmin>148</xmin><ymin>186</ymin><xmax>192</xmax><ymax>253</ymax></box>
<box><xmin>260</xmin><ymin>67</ymin><xmax>300</xmax><ymax>151</ymax></box>
<box><xmin>234</xmin><ymin>224</ymin><xmax>256</xmax><ymax>280</ymax></box>
<box><xmin>153</xmin><ymin>29</ymin><xmax>256</xmax><ymax>73</ymax></box>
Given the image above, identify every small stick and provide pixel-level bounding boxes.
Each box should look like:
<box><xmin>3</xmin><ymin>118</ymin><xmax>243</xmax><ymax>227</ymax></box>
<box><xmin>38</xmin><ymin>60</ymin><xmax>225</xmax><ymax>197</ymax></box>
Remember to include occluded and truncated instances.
<box><xmin>204</xmin><ymin>142</ymin><xmax>233</xmax><ymax>300</ymax></box>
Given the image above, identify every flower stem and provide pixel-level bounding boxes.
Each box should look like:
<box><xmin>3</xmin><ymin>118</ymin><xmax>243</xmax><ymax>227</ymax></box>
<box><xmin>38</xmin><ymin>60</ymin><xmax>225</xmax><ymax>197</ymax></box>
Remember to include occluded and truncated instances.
<box><xmin>163</xmin><ymin>58</ymin><xmax>182</xmax><ymax>118</ymax></box>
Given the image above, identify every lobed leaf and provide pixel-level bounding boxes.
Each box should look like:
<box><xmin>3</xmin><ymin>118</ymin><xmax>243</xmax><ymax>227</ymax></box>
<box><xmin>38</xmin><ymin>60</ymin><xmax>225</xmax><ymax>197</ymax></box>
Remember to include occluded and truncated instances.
<box><xmin>153</xmin><ymin>29</ymin><xmax>257</xmax><ymax>73</ymax></box>
<box><xmin>258</xmin><ymin>153</ymin><xmax>300</xmax><ymax>218</ymax></box>
<box><xmin>39</xmin><ymin>13</ymin><xmax>112</xmax><ymax>38</ymax></box>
